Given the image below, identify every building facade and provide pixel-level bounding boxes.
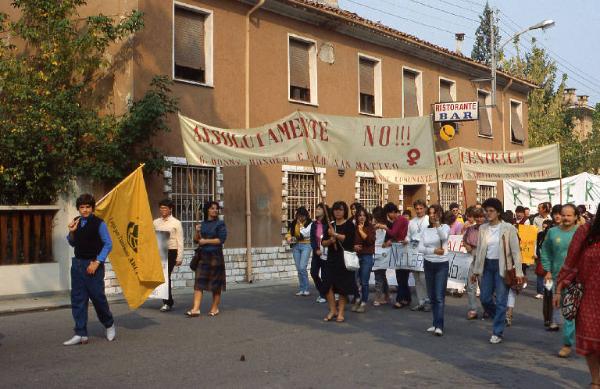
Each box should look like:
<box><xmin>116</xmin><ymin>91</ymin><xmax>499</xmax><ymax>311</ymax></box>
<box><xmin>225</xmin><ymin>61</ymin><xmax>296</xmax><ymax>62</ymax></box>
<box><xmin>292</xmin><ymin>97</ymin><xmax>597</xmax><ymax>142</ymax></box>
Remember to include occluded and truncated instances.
<box><xmin>0</xmin><ymin>0</ymin><xmax>535</xmax><ymax>296</ymax></box>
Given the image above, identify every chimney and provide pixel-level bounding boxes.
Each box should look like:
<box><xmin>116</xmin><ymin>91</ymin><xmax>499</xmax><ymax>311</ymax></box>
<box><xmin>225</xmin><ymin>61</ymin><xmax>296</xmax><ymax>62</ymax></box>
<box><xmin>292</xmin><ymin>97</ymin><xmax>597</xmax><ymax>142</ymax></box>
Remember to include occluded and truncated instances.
<box><xmin>455</xmin><ymin>33</ymin><xmax>465</xmax><ymax>55</ymax></box>
<box><xmin>578</xmin><ymin>95</ymin><xmax>589</xmax><ymax>107</ymax></box>
<box><xmin>315</xmin><ymin>0</ymin><xmax>339</xmax><ymax>7</ymax></box>
<box><xmin>563</xmin><ymin>88</ymin><xmax>577</xmax><ymax>106</ymax></box>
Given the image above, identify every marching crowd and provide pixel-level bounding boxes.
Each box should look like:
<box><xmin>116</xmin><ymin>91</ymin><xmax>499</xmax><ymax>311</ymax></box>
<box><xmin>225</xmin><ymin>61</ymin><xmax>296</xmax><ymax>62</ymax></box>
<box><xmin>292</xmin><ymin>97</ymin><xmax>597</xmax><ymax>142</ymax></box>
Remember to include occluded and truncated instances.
<box><xmin>62</xmin><ymin>193</ymin><xmax>600</xmax><ymax>386</ymax></box>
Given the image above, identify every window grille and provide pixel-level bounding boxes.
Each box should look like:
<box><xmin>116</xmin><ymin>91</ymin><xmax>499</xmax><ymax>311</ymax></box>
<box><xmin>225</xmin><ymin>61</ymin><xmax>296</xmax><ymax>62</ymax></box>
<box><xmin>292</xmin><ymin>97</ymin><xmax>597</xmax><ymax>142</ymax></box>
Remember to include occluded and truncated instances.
<box><xmin>170</xmin><ymin>165</ymin><xmax>216</xmax><ymax>247</ymax></box>
<box><xmin>359</xmin><ymin>177</ymin><xmax>383</xmax><ymax>213</ymax></box>
<box><xmin>287</xmin><ymin>173</ymin><xmax>319</xmax><ymax>222</ymax></box>
<box><xmin>440</xmin><ymin>182</ymin><xmax>460</xmax><ymax>212</ymax></box>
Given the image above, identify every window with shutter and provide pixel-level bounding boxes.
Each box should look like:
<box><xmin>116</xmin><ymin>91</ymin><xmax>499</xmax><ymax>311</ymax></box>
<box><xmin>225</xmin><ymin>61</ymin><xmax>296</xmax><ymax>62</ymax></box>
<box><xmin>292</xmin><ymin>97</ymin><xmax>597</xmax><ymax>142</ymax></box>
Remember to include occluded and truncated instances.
<box><xmin>511</xmin><ymin>101</ymin><xmax>525</xmax><ymax>143</ymax></box>
<box><xmin>359</xmin><ymin>58</ymin><xmax>375</xmax><ymax>114</ymax></box>
<box><xmin>439</xmin><ymin>79</ymin><xmax>454</xmax><ymax>103</ymax></box>
<box><xmin>403</xmin><ymin>70</ymin><xmax>419</xmax><ymax>117</ymax></box>
<box><xmin>478</xmin><ymin>91</ymin><xmax>492</xmax><ymax>137</ymax></box>
<box><xmin>174</xmin><ymin>6</ymin><xmax>206</xmax><ymax>83</ymax></box>
<box><xmin>289</xmin><ymin>38</ymin><xmax>311</xmax><ymax>102</ymax></box>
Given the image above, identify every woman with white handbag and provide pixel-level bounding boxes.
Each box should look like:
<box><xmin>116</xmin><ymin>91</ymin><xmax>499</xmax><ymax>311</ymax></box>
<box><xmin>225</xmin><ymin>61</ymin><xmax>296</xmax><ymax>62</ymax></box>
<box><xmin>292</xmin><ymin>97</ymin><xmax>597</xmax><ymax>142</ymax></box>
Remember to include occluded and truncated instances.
<box><xmin>321</xmin><ymin>201</ymin><xmax>357</xmax><ymax>323</ymax></box>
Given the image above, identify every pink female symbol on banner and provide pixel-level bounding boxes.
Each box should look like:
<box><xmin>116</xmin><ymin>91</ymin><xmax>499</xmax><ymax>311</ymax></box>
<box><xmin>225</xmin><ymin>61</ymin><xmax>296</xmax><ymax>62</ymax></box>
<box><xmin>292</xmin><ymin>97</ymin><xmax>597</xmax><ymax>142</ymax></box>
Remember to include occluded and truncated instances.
<box><xmin>407</xmin><ymin>149</ymin><xmax>421</xmax><ymax>166</ymax></box>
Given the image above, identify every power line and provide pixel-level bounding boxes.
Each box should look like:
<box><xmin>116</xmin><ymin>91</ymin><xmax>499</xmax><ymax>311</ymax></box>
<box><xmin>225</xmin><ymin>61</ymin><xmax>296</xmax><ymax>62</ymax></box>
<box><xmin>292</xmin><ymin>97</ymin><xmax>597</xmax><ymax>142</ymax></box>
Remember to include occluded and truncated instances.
<box><xmin>429</xmin><ymin>0</ymin><xmax>482</xmax><ymax>16</ymax></box>
<box><xmin>405</xmin><ymin>0</ymin><xmax>481</xmax><ymax>24</ymax></box>
<box><xmin>344</xmin><ymin>0</ymin><xmax>473</xmax><ymax>37</ymax></box>
<box><xmin>498</xmin><ymin>10</ymin><xmax>600</xmax><ymax>92</ymax></box>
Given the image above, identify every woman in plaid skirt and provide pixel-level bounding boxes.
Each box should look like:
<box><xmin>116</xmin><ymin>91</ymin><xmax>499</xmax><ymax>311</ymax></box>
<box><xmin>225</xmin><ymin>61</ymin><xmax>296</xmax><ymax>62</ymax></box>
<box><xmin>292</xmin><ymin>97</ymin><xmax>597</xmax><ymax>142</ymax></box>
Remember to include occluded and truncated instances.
<box><xmin>186</xmin><ymin>201</ymin><xmax>227</xmax><ymax>317</ymax></box>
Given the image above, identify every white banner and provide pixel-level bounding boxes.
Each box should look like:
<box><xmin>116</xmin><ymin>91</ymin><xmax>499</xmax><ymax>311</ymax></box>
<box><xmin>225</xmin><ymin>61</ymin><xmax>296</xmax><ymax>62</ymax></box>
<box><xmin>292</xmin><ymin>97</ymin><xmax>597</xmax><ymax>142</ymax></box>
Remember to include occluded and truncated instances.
<box><xmin>390</xmin><ymin>243</ymin><xmax>424</xmax><ymax>271</ymax></box>
<box><xmin>446</xmin><ymin>235</ymin><xmax>473</xmax><ymax>289</ymax></box>
<box><xmin>503</xmin><ymin>172</ymin><xmax>600</xmax><ymax>213</ymax></box>
<box><xmin>149</xmin><ymin>231</ymin><xmax>170</xmax><ymax>300</ymax></box>
<box><xmin>179</xmin><ymin>112</ymin><xmax>435</xmax><ymax>171</ymax></box>
<box><xmin>375</xmin><ymin>144</ymin><xmax>561</xmax><ymax>184</ymax></box>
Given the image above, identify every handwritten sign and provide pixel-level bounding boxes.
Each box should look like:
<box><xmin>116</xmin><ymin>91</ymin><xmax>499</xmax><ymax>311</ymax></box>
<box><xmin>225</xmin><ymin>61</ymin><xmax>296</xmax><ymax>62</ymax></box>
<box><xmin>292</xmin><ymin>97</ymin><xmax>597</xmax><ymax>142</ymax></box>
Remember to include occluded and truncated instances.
<box><xmin>390</xmin><ymin>243</ymin><xmax>424</xmax><ymax>271</ymax></box>
<box><xmin>518</xmin><ymin>224</ymin><xmax>538</xmax><ymax>265</ymax></box>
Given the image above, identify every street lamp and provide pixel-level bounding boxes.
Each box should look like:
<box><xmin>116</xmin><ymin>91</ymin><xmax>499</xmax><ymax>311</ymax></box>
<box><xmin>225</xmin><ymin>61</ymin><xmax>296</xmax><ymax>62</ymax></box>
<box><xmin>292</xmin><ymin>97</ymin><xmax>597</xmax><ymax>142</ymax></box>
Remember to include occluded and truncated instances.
<box><xmin>491</xmin><ymin>13</ymin><xmax>555</xmax><ymax>107</ymax></box>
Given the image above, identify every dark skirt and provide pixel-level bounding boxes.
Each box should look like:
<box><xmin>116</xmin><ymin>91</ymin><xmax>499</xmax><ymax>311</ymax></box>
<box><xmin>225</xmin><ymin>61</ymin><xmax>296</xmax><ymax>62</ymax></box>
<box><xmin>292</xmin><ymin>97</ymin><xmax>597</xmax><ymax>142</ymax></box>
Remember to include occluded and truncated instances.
<box><xmin>321</xmin><ymin>252</ymin><xmax>357</xmax><ymax>296</ymax></box>
<box><xmin>194</xmin><ymin>249</ymin><xmax>226</xmax><ymax>292</ymax></box>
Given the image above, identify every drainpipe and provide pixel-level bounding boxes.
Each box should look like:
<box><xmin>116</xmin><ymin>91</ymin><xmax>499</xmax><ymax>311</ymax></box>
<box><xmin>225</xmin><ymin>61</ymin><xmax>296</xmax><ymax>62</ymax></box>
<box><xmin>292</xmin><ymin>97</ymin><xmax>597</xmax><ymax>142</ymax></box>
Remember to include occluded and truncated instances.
<box><xmin>244</xmin><ymin>0</ymin><xmax>265</xmax><ymax>282</ymax></box>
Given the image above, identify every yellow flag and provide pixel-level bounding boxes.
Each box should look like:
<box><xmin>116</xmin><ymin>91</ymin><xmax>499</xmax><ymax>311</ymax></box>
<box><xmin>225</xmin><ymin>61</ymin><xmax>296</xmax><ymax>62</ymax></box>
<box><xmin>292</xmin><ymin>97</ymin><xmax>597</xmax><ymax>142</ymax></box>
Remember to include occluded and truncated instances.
<box><xmin>95</xmin><ymin>166</ymin><xmax>165</xmax><ymax>309</ymax></box>
<box><xmin>518</xmin><ymin>224</ymin><xmax>538</xmax><ymax>266</ymax></box>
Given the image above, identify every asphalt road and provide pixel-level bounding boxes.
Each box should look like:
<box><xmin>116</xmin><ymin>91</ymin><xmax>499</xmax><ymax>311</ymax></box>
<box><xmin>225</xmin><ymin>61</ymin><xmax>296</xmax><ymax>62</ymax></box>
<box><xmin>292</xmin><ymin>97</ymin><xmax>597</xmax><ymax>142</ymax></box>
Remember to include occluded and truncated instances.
<box><xmin>0</xmin><ymin>283</ymin><xmax>589</xmax><ymax>388</ymax></box>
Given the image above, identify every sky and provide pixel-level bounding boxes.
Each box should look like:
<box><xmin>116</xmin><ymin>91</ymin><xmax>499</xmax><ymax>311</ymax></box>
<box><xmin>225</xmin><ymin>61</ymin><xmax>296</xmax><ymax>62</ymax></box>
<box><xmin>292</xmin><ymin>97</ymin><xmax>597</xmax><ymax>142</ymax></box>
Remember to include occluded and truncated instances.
<box><xmin>338</xmin><ymin>0</ymin><xmax>600</xmax><ymax>105</ymax></box>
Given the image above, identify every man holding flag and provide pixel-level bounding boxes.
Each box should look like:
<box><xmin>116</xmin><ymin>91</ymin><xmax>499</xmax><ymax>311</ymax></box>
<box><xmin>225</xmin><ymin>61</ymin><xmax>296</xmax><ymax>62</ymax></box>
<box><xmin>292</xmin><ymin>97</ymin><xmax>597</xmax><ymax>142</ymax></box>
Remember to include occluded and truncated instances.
<box><xmin>63</xmin><ymin>194</ymin><xmax>116</xmax><ymax>346</ymax></box>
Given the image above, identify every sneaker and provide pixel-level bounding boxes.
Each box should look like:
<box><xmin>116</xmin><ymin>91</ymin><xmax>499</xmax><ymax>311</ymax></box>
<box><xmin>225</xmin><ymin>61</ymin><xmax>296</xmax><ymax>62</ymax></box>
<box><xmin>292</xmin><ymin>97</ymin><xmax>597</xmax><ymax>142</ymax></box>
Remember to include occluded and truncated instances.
<box><xmin>356</xmin><ymin>302</ymin><xmax>367</xmax><ymax>313</ymax></box>
<box><xmin>106</xmin><ymin>325</ymin><xmax>116</xmax><ymax>341</ymax></box>
<box><xmin>302</xmin><ymin>291</ymin><xmax>311</xmax><ymax>296</ymax></box>
<box><xmin>159</xmin><ymin>304</ymin><xmax>172</xmax><ymax>312</ymax></box>
<box><xmin>63</xmin><ymin>335</ymin><xmax>88</xmax><ymax>346</ymax></box>
<box><xmin>295</xmin><ymin>291</ymin><xmax>304</xmax><ymax>296</ymax></box>
<box><xmin>534</xmin><ymin>294</ymin><xmax>544</xmax><ymax>299</ymax></box>
<box><xmin>427</xmin><ymin>326</ymin><xmax>436</xmax><ymax>333</ymax></box>
<box><xmin>558</xmin><ymin>346</ymin><xmax>572</xmax><ymax>358</ymax></box>
<box><xmin>489</xmin><ymin>335</ymin><xmax>503</xmax><ymax>344</ymax></box>
<box><xmin>316</xmin><ymin>296</ymin><xmax>327</xmax><ymax>304</ymax></box>
<box><xmin>410</xmin><ymin>304</ymin><xmax>425</xmax><ymax>312</ymax></box>
<box><xmin>434</xmin><ymin>328</ymin><xmax>443</xmax><ymax>336</ymax></box>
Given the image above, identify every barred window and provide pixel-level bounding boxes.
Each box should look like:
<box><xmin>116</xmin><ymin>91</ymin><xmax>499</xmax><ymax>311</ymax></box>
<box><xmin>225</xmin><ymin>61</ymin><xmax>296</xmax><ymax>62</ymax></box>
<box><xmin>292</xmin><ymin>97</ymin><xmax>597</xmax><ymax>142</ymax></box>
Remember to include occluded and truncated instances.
<box><xmin>478</xmin><ymin>184</ymin><xmax>497</xmax><ymax>203</ymax></box>
<box><xmin>359</xmin><ymin>177</ymin><xmax>383</xmax><ymax>213</ymax></box>
<box><xmin>170</xmin><ymin>165</ymin><xmax>216</xmax><ymax>247</ymax></box>
<box><xmin>287</xmin><ymin>173</ymin><xmax>319</xmax><ymax>222</ymax></box>
<box><xmin>440</xmin><ymin>182</ymin><xmax>460</xmax><ymax>212</ymax></box>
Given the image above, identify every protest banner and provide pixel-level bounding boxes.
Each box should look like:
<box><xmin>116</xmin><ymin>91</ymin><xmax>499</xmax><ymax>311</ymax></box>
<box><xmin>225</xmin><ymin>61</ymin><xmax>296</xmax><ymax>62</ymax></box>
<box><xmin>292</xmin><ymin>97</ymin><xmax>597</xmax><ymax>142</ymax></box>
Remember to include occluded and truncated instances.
<box><xmin>518</xmin><ymin>224</ymin><xmax>538</xmax><ymax>265</ymax></box>
<box><xmin>374</xmin><ymin>144</ymin><xmax>561</xmax><ymax>184</ymax></box>
<box><xmin>95</xmin><ymin>166</ymin><xmax>165</xmax><ymax>309</ymax></box>
<box><xmin>446</xmin><ymin>235</ymin><xmax>473</xmax><ymax>290</ymax></box>
<box><xmin>149</xmin><ymin>231</ymin><xmax>170</xmax><ymax>300</ymax></box>
<box><xmin>390</xmin><ymin>243</ymin><xmax>424</xmax><ymax>271</ymax></box>
<box><xmin>504</xmin><ymin>172</ymin><xmax>600</xmax><ymax>213</ymax></box>
<box><xmin>179</xmin><ymin>112</ymin><xmax>435</xmax><ymax>171</ymax></box>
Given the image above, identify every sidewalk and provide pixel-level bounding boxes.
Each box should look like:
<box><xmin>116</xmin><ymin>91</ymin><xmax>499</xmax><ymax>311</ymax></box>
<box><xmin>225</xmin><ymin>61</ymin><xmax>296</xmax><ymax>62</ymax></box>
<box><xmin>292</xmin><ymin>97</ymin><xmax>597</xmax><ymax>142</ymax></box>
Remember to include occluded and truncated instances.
<box><xmin>0</xmin><ymin>279</ymin><xmax>296</xmax><ymax>315</ymax></box>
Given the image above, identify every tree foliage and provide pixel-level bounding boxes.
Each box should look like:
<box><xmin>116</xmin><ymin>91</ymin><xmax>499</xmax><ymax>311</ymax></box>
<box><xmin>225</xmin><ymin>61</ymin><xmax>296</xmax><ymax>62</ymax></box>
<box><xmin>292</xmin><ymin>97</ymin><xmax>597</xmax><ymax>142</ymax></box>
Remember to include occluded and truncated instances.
<box><xmin>502</xmin><ymin>38</ymin><xmax>583</xmax><ymax>176</ymax></box>
<box><xmin>471</xmin><ymin>2</ymin><xmax>503</xmax><ymax>65</ymax></box>
<box><xmin>0</xmin><ymin>0</ymin><xmax>177</xmax><ymax>205</ymax></box>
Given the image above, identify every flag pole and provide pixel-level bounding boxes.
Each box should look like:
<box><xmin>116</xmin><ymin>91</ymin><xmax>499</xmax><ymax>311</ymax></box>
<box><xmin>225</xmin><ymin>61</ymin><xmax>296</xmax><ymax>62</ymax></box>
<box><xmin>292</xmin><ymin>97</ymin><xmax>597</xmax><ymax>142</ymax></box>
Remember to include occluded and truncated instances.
<box><xmin>558</xmin><ymin>143</ymin><xmax>563</xmax><ymax>204</ymax></box>
<box><xmin>429</xmin><ymin>115</ymin><xmax>442</xmax><ymax>204</ymax></box>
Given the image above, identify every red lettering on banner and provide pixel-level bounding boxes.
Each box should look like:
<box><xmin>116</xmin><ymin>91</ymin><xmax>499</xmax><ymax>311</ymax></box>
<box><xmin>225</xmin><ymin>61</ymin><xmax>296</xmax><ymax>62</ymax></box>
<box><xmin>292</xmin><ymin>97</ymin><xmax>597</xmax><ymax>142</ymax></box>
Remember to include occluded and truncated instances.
<box><xmin>208</xmin><ymin>129</ymin><xmax>222</xmax><ymax>145</ymax></box>
<box><xmin>268</xmin><ymin>128</ymin><xmax>281</xmax><ymax>143</ymax></box>
<box><xmin>364</xmin><ymin>125</ymin><xmax>375</xmax><ymax>146</ymax></box>
<box><xmin>194</xmin><ymin>126</ymin><xmax>210</xmax><ymax>143</ymax></box>
<box><xmin>256</xmin><ymin>133</ymin><xmax>264</xmax><ymax>147</ymax></box>
<box><xmin>242</xmin><ymin>135</ymin><xmax>254</xmax><ymax>148</ymax></box>
<box><xmin>319</xmin><ymin>121</ymin><xmax>329</xmax><ymax>141</ymax></box>
<box><xmin>437</xmin><ymin>152</ymin><xmax>453</xmax><ymax>166</ymax></box>
<box><xmin>277</xmin><ymin>122</ymin><xmax>292</xmax><ymax>141</ymax></box>
<box><xmin>380</xmin><ymin>126</ymin><xmax>390</xmax><ymax>146</ymax></box>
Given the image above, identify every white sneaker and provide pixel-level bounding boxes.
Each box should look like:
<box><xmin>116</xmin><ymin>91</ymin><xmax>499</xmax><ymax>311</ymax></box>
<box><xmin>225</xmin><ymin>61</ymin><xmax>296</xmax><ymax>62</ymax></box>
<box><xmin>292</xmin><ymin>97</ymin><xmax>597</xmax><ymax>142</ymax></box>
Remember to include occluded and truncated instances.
<box><xmin>63</xmin><ymin>335</ymin><xmax>88</xmax><ymax>346</ymax></box>
<box><xmin>159</xmin><ymin>304</ymin><xmax>172</xmax><ymax>312</ymax></box>
<box><xmin>434</xmin><ymin>328</ymin><xmax>443</xmax><ymax>336</ymax></box>
<box><xmin>490</xmin><ymin>335</ymin><xmax>502</xmax><ymax>344</ymax></box>
<box><xmin>316</xmin><ymin>297</ymin><xmax>327</xmax><ymax>303</ymax></box>
<box><xmin>534</xmin><ymin>294</ymin><xmax>544</xmax><ymax>299</ymax></box>
<box><xmin>106</xmin><ymin>325</ymin><xmax>116</xmax><ymax>341</ymax></box>
<box><xmin>522</xmin><ymin>282</ymin><xmax>528</xmax><ymax>289</ymax></box>
<box><xmin>295</xmin><ymin>291</ymin><xmax>304</xmax><ymax>296</ymax></box>
<box><xmin>302</xmin><ymin>291</ymin><xmax>311</xmax><ymax>296</ymax></box>
<box><xmin>427</xmin><ymin>326</ymin><xmax>436</xmax><ymax>333</ymax></box>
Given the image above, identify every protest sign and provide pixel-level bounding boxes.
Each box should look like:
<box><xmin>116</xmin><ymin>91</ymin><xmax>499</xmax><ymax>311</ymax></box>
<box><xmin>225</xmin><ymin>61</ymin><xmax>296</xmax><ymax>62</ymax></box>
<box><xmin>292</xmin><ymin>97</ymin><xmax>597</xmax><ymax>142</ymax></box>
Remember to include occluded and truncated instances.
<box><xmin>504</xmin><ymin>172</ymin><xmax>600</xmax><ymax>213</ymax></box>
<box><xmin>179</xmin><ymin>112</ymin><xmax>435</xmax><ymax>171</ymax></box>
<box><xmin>518</xmin><ymin>224</ymin><xmax>538</xmax><ymax>265</ymax></box>
<box><xmin>446</xmin><ymin>235</ymin><xmax>473</xmax><ymax>289</ymax></box>
<box><xmin>390</xmin><ymin>243</ymin><xmax>424</xmax><ymax>272</ymax></box>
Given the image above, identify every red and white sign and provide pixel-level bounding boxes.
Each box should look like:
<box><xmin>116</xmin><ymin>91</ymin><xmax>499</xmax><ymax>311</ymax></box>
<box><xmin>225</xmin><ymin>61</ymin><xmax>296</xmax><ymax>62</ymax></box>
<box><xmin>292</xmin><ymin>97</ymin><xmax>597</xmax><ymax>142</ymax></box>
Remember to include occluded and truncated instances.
<box><xmin>434</xmin><ymin>101</ymin><xmax>478</xmax><ymax>122</ymax></box>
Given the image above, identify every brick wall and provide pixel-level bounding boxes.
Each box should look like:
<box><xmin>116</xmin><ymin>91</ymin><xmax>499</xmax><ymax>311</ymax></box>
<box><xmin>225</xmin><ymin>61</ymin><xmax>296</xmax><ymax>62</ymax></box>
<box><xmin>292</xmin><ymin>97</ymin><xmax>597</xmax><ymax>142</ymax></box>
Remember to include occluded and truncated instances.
<box><xmin>103</xmin><ymin>246</ymin><xmax>297</xmax><ymax>295</ymax></box>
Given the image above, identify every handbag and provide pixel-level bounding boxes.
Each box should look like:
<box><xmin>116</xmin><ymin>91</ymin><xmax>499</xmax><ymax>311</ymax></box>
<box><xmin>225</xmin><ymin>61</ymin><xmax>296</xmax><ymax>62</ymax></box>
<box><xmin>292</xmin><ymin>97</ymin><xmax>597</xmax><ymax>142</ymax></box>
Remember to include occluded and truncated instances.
<box><xmin>189</xmin><ymin>250</ymin><xmax>200</xmax><ymax>272</ymax></box>
<box><xmin>561</xmin><ymin>281</ymin><xmax>584</xmax><ymax>321</ymax></box>
<box><xmin>502</xmin><ymin>234</ymin><xmax>519</xmax><ymax>289</ymax></box>
<box><xmin>534</xmin><ymin>258</ymin><xmax>546</xmax><ymax>277</ymax></box>
<box><xmin>334</xmin><ymin>223</ymin><xmax>359</xmax><ymax>271</ymax></box>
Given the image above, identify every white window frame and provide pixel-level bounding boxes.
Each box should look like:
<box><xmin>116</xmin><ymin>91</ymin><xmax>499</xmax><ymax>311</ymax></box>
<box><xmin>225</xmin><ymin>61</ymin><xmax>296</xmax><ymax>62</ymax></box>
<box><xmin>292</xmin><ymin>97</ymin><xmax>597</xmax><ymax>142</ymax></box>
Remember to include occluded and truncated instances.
<box><xmin>357</xmin><ymin>53</ymin><xmax>382</xmax><ymax>117</ymax></box>
<box><xmin>402</xmin><ymin>66</ymin><xmax>423</xmax><ymax>117</ymax></box>
<box><xmin>476</xmin><ymin>180</ymin><xmax>498</xmax><ymax>204</ymax></box>
<box><xmin>509</xmin><ymin>98</ymin><xmax>525</xmax><ymax>145</ymax></box>
<box><xmin>477</xmin><ymin>88</ymin><xmax>493</xmax><ymax>139</ymax></box>
<box><xmin>172</xmin><ymin>2</ymin><xmax>214</xmax><ymax>87</ymax></box>
<box><xmin>438</xmin><ymin>76</ymin><xmax>457</xmax><ymax>102</ymax></box>
<box><xmin>287</xmin><ymin>33</ymin><xmax>318</xmax><ymax>107</ymax></box>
